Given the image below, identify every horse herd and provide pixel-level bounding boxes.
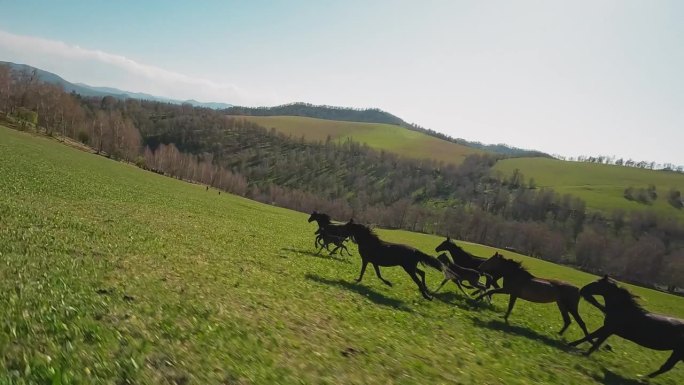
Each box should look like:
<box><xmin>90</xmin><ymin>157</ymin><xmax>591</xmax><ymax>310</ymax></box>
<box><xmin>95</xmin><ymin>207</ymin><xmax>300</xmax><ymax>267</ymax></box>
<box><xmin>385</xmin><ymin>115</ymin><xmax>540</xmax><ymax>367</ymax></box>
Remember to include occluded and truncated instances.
<box><xmin>307</xmin><ymin>211</ymin><xmax>684</xmax><ymax>379</ymax></box>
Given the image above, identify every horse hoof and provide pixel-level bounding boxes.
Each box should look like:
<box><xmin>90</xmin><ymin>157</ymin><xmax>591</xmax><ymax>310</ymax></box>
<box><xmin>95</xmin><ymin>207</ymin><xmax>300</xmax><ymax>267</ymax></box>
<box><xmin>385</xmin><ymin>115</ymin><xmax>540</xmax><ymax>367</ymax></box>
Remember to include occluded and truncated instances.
<box><xmin>384</xmin><ymin>281</ymin><xmax>393</xmax><ymax>287</ymax></box>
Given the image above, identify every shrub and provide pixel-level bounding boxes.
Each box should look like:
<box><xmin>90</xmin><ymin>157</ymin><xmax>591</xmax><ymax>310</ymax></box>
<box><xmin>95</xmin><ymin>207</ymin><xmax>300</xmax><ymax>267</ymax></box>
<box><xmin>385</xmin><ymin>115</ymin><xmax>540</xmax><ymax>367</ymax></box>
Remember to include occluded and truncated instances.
<box><xmin>668</xmin><ymin>188</ymin><xmax>683</xmax><ymax>209</ymax></box>
<box><xmin>77</xmin><ymin>131</ymin><xmax>90</xmax><ymax>144</ymax></box>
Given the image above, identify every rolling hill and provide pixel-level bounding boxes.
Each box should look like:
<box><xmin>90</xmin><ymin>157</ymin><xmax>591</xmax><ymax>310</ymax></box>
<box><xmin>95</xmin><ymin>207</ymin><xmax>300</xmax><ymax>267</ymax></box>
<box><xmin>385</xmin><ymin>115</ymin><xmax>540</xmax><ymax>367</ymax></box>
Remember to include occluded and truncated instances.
<box><xmin>0</xmin><ymin>61</ymin><xmax>232</xmax><ymax>109</ymax></box>
<box><xmin>235</xmin><ymin>115</ymin><xmax>485</xmax><ymax>165</ymax></box>
<box><xmin>2</xmin><ymin>125</ymin><xmax>684</xmax><ymax>384</ymax></box>
<box><xmin>494</xmin><ymin>157</ymin><xmax>684</xmax><ymax>219</ymax></box>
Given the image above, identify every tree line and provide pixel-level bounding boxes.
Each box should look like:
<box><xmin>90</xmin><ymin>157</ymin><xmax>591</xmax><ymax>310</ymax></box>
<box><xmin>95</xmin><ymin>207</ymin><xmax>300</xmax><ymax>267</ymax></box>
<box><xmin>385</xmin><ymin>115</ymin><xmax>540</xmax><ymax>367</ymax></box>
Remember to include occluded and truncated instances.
<box><xmin>554</xmin><ymin>154</ymin><xmax>684</xmax><ymax>174</ymax></box>
<box><xmin>1</xmin><ymin>63</ymin><xmax>682</xmax><ymax>290</ymax></box>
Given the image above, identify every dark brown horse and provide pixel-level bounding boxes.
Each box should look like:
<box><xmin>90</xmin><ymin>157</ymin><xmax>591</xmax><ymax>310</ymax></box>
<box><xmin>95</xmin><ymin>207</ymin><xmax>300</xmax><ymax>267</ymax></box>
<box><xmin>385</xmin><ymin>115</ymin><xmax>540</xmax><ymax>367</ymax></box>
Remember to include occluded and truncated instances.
<box><xmin>569</xmin><ymin>275</ymin><xmax>684</xmax><ymax>378</ymax></box>
<box><xmin>475</xmin><ymin>253</ymin><xmax>590</xmax><ymax>337</ymax></box>
<box><xmin>433</xmin><ymin>254</ymin><xmax>489</xmax><ymax>298</ymax></box>
<box><xmin>343</xmin><ymin>220</ymin><xmax>443</xmax><ymax>300</ymax></box>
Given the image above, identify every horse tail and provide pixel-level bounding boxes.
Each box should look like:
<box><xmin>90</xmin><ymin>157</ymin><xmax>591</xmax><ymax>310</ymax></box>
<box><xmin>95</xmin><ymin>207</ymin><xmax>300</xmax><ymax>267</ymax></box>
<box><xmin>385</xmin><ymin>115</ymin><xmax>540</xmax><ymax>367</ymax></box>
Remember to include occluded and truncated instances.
<box><xmin>417</xmin><ymin>251</ymin><xmax>443</xmax><ymax>271</ymax></box>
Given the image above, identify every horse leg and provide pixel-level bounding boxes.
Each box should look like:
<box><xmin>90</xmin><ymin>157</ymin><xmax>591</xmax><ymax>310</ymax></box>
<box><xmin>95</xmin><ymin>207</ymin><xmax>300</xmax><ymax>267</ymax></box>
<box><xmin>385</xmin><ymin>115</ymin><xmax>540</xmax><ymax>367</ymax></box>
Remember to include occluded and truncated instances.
<box><xmin>373</xmin><ymin>264</ymin><xmax>392</xmax><ymax>287</ymax></box>
<box><xmin>584</xmin><ymin>328</ymin><xmax>613</xmax><ymax>356</ymax></box>
<box><xmin>474</xmin><ymin>287</ymin><xmax>508</xmax><ymax>302</ymax></box>
<box><xmin>475</xmin><ymin>274</ymin><xmax>497</xmax><ymax>298</ymax></box>
<box><xmin>433</xmin><ymin>278</ymin><xmax>449</xmax><ymax>293</ymax></box>
<box><xmin>556</xmin><ymin>301</ymin><xmax>572</xmax><ymax>335</ymax></box>
<box><xmin>355</xmin><ymin>260</ymin><xmax>368</xmax><ymax>283</ymax></box>
<box><xmin>415</xmin><ymin>268</ymin><xmax>428</xmax><ymax>292</ymax></box>
<box><xmin>503</xmin><ymin>295</ymin><xmax>517</xmax><ymax>323</ymax></box>
<box><xmin>454</xmin><ymin>279</ymin><xmax>471</xmax><ymax>297</ymax></box>
<box><xmin>404</xmin><ymin>266</ymin><xmax>432</xmax><ymax>300</ymax></box>
<box><xmin>341</xmin><ymin>244</ymin><xmax>352</xmax><ymax>256</ymax></box>
<box><xmin>473</xmin><ymin>280</ymin><xmax>488</xmax><ymax>297</ymax></box>
<box><xmin>647</xmin><ymin>350</ymin><xmax>682</xmax><ymax>378</ymax></box>
<box><xmin>568</xmin><ymin>299</ymin><xmax>590</xmax><ymax>338</ymax></box>
<box><xmin>569</xmin><ymin>326</ymin><xmax>606</xmax><ymax>347</ymax></box>
<box><xmin>329</xmin><ymin>244</ymin><xmax>341</xmax><ymax>256</ymax></box>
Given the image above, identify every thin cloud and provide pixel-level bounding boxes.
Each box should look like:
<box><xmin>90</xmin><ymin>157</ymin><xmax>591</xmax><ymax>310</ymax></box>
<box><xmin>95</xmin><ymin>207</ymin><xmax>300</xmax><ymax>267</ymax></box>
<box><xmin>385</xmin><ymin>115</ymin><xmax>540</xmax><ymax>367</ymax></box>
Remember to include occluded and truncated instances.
<box><xmin>0</xmin><ymin>29</ymin><xmax>275</xmax><ymax>105</ymax></box>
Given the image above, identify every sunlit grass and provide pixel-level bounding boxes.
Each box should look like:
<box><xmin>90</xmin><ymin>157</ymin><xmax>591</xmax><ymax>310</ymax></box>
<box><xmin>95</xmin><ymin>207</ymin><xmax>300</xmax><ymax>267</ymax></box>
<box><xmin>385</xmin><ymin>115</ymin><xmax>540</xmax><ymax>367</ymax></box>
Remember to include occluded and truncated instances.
<box><xmin>495</xmin><ymin>157</ymin><xmax>684</xmax><ymax>220</ymax></box>
<box><xmin>235</xmin><ymin>115</ymin><xmax>483</xmax><ymax>165</ymax></box>
<box><xmin>1</xmin><ymin>125</ymin><xmax>683</xmax><ymax>384</ymax></box>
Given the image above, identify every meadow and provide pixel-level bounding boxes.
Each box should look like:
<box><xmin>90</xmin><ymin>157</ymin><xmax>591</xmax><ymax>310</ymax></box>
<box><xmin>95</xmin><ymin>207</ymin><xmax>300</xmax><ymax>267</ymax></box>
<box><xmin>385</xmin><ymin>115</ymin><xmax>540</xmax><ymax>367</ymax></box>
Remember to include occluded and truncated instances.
<box><xmin>495</xmin><ymin>157</ymin><xmax>684</xmax><ymax>220</ymax></box>
<box><xmin>234</xmin><ymin>115</ymin><xmax>483</xmax><ymax>165</ymax></box>
<box><xmin>1</xmin><ymin>125</ymin><xmax>683</xmax><ymax>384</ymax></box>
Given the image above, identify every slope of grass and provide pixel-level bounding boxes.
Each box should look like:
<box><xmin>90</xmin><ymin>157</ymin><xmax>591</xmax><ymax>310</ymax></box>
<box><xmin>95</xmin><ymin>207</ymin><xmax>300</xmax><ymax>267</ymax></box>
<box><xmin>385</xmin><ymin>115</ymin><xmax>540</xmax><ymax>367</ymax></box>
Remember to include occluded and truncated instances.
<box><xmin>235</xmin><ymin>115</ymin><xmax>484</xmax><ymax>164</ymax></box>
<box><xmin>495</xmin><ymin>157</ymin><xmax>684</xmax><ymax>220</ymax></box>
<box><xmin>1</xmin><ymin>125</ymin><xmax>684</xmax><ymax>384</ymax></box>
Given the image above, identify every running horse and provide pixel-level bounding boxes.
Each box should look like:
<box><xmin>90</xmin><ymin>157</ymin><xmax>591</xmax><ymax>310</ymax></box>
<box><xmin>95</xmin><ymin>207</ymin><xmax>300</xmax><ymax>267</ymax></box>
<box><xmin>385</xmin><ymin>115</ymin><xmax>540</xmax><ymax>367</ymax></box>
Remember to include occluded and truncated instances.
<box><xmin>475</xmin><ymin>252</ymin><xmax>590</xmax><ymax>337</ymax></box>
<box><xmin>569</xmin><ymin>275</ymin><xmax>684</xmax><ymax>378</ymax></box>
<box><xmin>343</xmin><ymin>220</ymin><xmax>443</xmax><ymax>300</ymax></box>
<box><xmin>307</xmin><ymin>211</ymin><xmax>351</xmax><ymax>255</ymax></box>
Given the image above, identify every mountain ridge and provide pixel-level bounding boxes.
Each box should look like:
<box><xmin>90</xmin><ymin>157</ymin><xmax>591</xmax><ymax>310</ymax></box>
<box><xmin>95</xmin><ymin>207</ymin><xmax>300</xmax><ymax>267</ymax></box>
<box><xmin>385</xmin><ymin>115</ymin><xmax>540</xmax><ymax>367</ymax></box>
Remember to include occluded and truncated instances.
<box><xmin>0</xmin><ymin>61</ymin><xmax>233</xmax><ymax>109</ymax></box>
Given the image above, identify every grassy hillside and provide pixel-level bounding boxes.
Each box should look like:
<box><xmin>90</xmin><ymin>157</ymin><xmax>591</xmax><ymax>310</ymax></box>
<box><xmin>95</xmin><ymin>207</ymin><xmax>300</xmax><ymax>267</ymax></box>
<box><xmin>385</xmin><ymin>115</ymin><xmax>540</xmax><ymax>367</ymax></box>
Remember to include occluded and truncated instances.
<box><xmin>495</xmin><ymin>157</ymin><xmax>684</xmax><ymax>220</ymax></box>
<box><xmin>1</xmin><ymin>125</ymin><xmax>684</xmax><ymax>384</ymax></box>
<box><xmin>235</xmin><ymin>115</ymin><xmax>484</xmax><ymax>165</ymax></box>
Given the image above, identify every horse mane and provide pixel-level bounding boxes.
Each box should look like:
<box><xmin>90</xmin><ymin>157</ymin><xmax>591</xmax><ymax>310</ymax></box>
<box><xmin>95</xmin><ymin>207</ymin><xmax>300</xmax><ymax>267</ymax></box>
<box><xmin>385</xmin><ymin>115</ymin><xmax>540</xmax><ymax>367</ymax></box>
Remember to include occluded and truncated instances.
<box><xmin>350</xmin><ymin>223</ymin><xmax>381</xmax><ymax>242</ymax></box>
<box><xmin>499</xmin><ymin>257</ymin><xmax>533</xmax><ymax>277</ymax></box>
<box><xmin>316</xmin><ymin>212</ymin><xmax>331</xmax><ymax>224</ymax></box>
<box><xmin>447</xmin><ymin>241</ymin><xmax>471</xmax><ymax>258</ymax></box>
<box><xmin>608</xmin><ymin>280</ymin><xmax>646</xmax><ymax>313</ymax></box>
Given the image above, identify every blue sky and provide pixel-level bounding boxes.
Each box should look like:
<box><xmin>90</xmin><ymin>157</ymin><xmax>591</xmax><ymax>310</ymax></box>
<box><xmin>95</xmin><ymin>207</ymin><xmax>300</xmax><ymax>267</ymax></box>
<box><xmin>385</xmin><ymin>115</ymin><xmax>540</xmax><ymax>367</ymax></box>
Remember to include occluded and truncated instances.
<box><xmin>0</xmin><ymin>0</ymin><xmax>683</xmax><ymax>164</ymax></box>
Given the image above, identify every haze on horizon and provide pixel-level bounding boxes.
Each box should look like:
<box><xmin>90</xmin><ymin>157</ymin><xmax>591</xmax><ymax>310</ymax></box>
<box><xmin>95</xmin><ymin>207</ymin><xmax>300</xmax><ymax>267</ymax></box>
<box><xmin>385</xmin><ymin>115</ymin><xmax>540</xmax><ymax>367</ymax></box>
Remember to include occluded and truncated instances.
<box><xmin>0</xmin><ymin>0</ymin><xmax>682</xmax><ymax>165</ymax></box>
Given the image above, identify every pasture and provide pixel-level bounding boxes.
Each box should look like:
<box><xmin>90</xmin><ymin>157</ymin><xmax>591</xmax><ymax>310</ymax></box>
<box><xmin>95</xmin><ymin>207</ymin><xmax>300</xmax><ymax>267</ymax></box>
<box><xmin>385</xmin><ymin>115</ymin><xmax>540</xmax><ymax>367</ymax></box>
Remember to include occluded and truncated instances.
<box><xmin>494</xmin><ymin>157</ymin><xmax>684</xmax><ymax>220</ymax></box>
<box><xmin>1</xmin><ymin>125</ymin><xmax>683</xmax><ymax>384</ymax></box>
<box><xmin>234</xmin><ymin>115</ymin><xmax>483</xmax><ymax>165</ymax></box>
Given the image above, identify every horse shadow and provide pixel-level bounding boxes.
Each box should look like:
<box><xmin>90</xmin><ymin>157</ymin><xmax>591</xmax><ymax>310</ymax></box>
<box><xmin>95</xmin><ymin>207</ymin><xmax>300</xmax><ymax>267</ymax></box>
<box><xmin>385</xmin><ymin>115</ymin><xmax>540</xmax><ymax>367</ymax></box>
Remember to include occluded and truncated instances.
<box><xmin>305</xmin><ymin>274</ymin><xmax>412</xmax><ymax>313</ymax></box>
<box><xmin>432</xmin><ymin>291</ymin><xmax>494</xmax><ymax>312</ymax></box>
<box><xmin>281</xmin><ymin>248</ymin><xmax>350</xmax><ymax>264</ymax></box>
<box><xmin>471</xmin><ymin>318</ymin><xmax>572</xmax><ymax>351</ymax></box>
<box><xmin>596</xmin><ymin>369</ymin><xmax>647</xmax><ymax>385</ymax></box>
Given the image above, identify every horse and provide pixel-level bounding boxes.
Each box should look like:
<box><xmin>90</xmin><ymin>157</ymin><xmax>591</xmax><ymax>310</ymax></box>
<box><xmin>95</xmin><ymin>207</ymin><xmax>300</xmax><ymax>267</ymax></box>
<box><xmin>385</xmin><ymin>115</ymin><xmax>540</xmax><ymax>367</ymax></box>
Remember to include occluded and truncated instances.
<box><xmin>435</xmin><ymin>237</ymin><xmax>501</xmax><ymax>291</ymax></box>
<box><xmin>433</xmin><ymin>254</ymin><xmax>489</xmax><ymax>298</ymax></box>
<box><xmin>569</xmin><ymin>275</ymin><xmax>684</xmax><ymax>378</ymax></box>
<box><xmin>314</xmin><ymin>228</ymin><xmax>351</xmax><ymax>256</ymax></box>
<box><xmin>343</xmin><ymin>220</ymin><xmax>443</xmax><ymax>300</ymax></box>
<box><xmin>308</xmin><ymin>211</ymin><xmax>351</xmax><ymax>253</ymax></box>
<box><xmin>475</xmin><ymin>252</ymin><xmax>590</xmax><ymax>337</ymax></box>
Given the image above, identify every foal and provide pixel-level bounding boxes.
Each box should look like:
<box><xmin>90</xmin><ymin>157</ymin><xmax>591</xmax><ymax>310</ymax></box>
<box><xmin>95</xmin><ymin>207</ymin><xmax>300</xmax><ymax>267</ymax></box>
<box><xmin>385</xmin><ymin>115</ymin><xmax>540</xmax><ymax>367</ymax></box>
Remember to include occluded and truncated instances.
<box><xmin>433</xmin><ymin>254</ymin><xmax>489</xmax><ymax>298</ymax></box>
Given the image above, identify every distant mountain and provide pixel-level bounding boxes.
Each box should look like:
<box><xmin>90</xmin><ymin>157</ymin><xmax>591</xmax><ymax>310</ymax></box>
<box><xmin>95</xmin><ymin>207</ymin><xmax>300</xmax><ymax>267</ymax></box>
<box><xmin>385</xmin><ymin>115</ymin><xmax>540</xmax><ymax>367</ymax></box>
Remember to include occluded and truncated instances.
<box><xmin>226</xmin><ymin>103</ymin><xmax>551</xmax><ymax>158</ymax></box>
<box><xmin>0</xmin><ymin>61</ymin><xmax>232</xmax><ymax>109</ymax></box>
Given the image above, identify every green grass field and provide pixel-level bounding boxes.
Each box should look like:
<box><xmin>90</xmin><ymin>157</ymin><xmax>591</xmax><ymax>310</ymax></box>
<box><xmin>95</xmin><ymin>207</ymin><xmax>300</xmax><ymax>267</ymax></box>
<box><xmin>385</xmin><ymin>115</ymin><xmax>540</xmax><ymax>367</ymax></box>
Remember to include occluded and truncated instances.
<box><xmin>235</xmin><ymin>115</ymin><xmax>483</xmax><ymax>165</ymax></box>
<box><xmin>495</xmin><ymin>157</ymin><xmax>684</xmax><ymax>220</ymax></box>
<box><xmin>2</xmin><ymin>125</ymin><xmax>684</xmax><ymax>384</ymax></box>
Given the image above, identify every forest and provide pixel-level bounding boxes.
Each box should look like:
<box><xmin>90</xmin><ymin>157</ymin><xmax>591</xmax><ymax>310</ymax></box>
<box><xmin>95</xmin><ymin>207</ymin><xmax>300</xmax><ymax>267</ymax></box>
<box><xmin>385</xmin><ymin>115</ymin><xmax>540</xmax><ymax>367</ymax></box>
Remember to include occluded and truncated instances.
<box><xmin>1</xmin><ymin>63</ymin><xmax>682</xmax><ymax>289</ymax></box>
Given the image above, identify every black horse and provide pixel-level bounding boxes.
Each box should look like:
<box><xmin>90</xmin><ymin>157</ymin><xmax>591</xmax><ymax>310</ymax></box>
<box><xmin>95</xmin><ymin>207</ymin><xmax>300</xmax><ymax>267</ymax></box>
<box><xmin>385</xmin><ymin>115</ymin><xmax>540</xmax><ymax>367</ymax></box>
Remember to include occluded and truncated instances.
<box><xmin>435</xmin><ymin>237</ymin><xmax>501</xmax><ymax>291</ymax></box>
<box><xmin>569</xmin><ymin>275</ymin><xmax>684</xmax><ymax>378</ymax></box>
<box><xmin>308</xmin><ymin>211</ymin><xmax>351</xmax><ymax>255</ymax></box>
<box><xmin>343</xmin><ymin>220</ymin><xmax>443</xmax><ymax>300</ymax></box>
<box><xmin>475</xmin><ymin>253</ymin><xmax>590</xmax><ymax>337</ymax></box>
